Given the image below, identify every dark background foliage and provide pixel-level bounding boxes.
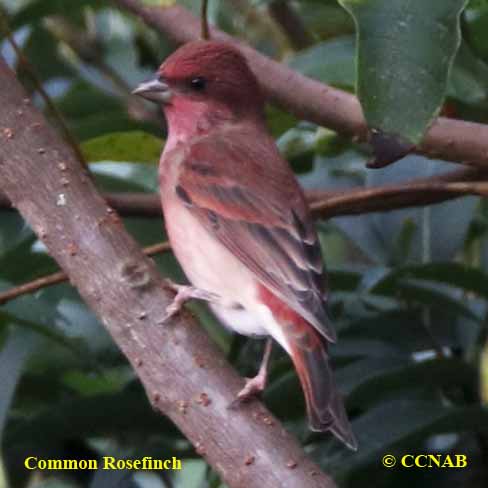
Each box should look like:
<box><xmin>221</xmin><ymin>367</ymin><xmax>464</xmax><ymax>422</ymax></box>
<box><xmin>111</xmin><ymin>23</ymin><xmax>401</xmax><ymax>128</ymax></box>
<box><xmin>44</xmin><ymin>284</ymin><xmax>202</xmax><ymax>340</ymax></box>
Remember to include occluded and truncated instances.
<box><xmin>1</xmin><ymin>0</ymin><xmax>488</xmax><ymax>486</ymax></box>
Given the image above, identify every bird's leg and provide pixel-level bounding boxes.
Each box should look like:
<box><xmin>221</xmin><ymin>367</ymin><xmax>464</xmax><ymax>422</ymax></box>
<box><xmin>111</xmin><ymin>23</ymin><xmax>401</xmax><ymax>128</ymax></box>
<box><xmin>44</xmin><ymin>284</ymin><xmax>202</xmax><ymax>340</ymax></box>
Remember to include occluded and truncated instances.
<box><xmin>161</xmin><ymin>279</ymin><xmax>221</xmax><ymax>322</ymax></box>
<box><xmin>231</xmin><ymin>338</ymin><xmax>273</xmax><ymax>406</ymax></box>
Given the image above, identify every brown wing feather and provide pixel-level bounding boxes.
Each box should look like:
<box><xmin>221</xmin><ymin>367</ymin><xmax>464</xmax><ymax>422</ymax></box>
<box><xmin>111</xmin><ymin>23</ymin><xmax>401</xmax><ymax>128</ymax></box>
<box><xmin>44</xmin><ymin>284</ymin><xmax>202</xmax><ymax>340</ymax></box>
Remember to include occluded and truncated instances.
<box><xmin>176</xmin><ymin>127</ymin><xmax>336</xmax><ymax>342</ymax></box>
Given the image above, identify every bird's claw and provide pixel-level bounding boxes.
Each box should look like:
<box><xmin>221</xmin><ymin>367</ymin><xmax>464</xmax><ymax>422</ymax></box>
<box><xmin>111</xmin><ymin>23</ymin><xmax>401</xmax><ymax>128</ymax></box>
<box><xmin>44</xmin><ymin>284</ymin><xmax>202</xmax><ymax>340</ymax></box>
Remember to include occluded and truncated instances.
<box><xmin>160</xmin><ymin>280</ymin><xmax>220</xmax><ymax>324</ymax></box>
<box><xmin>228</xmin><ymin>374</ymin><xmax>267</xmax><ymax>409</ymax></box>
<box><xmin>159</xmin><ymin>302</ymin><xmax>180</xmax><ymax>324</ymax></box>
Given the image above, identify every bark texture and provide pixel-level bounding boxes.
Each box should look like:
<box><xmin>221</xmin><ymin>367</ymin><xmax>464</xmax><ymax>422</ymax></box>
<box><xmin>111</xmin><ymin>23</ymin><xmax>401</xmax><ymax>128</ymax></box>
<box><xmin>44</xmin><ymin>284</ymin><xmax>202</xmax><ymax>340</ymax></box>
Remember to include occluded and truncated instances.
<box><xmin>0</xmin><ymin>57</ymin><xmax>336</xmax><ymax>488</ymax></box>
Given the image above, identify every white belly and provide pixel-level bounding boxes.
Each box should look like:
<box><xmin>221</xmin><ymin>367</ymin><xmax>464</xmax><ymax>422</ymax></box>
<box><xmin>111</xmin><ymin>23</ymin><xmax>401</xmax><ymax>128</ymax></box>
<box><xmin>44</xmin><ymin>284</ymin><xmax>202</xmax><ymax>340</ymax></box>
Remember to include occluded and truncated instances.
<box><xmin>163</xmin><ymin>196</ymin><xmax>268</xmax><ymax>337</ymax></box>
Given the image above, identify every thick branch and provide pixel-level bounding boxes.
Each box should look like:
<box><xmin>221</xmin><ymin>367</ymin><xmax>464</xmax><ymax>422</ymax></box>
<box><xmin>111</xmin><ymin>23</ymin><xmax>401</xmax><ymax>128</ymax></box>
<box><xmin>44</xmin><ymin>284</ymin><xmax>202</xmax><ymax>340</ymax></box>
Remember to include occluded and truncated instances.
<box><xmin>114</xmin><ymin>0</ymin><xmax>488</xmax><ymax>169</ymax></box>
<box><xmin>0</xmin><ymin>58</ymin><xmax>334</xmax><ymax>487</ymax></box>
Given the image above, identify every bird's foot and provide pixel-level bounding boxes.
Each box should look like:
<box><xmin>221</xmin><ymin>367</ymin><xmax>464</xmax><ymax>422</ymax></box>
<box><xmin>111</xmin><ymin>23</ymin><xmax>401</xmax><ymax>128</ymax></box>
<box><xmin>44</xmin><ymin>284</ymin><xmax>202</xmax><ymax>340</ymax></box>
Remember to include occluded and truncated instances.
<box><xmin>228</xmin><ymin>338</ymin><xmax>273</xmax><ymax>409</ymax></box>
<box><xmin>229</xmin><ymin>373</ymin><xmax>267</xmax><ymax>409</ymax></box>
<box><xmin>238</xmin><ymin>372</ymin><xmax>267</xmax><ymax>401</ymax></box>
<box><xmin>160</xmin><ymin>279</ymin><xmax>220</xmax><ymax>323</ymax></box>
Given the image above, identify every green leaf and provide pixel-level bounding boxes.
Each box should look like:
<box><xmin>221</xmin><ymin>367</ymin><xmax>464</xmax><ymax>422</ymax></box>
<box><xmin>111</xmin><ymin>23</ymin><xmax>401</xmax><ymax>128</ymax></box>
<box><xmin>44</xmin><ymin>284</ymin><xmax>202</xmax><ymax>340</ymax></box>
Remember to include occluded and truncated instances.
<box><xmin>81</xmin><ymin>131</ymin><xmax>164</xmax><ymax>164</ymax></box>
<box><xmin>62</xmin><ymin>368</ymin><xmax>133</xmax><ymax>397</ymax></box>
<box><xmin>296</xmin><ymin>1</ymin><xmax>355</xmax><ymax>40</ymax></box>
<box><xmin>90</xmin><ymin>468</ymin><xmax>134</xmax><ymax>488</ymax></box>
<box><xmin>289</xmin><ymin>36</ymin><xmax>356</xmax><ymax>89</ymax></box>
<box><xmin>11</xmin><ymin>0</ymin><xmax>103</xmax><ymax>29</ymax></box>
<box><xmin>372</xmin><ymin>262</ymin><xmax>488</xmax><ymax>300</ymax></box>
<box><xmin>365</xmin><ymin>156</ymin><xmax>478</xmax><ymax>264</ymax></box>
<box><xmin>339</xmin><ymin>0</ymin><xmax>468</xmax><ymax>150</ymax></box>
<box><xmin>173</xmin><ymin>459</ymin><xmax>207</xmax><ymax>488</ymax></box>
<box><xmin>340</xmin><ymin>310</ymin><xmax>439</xmax><ymax>353</ymax></box>
<box><xmin>265</xmin><ymin>105</ymin><xmax>297</xmax><ymax>138</ymax></box>
<box><xmin>328</xmin><ymin>268</ymin><xmax>362</xmax><ymax>291</ymax></box>
<box><xmin>0</xmin><ymin>212</ymin><xmax>32</xmax><ymax>255</ymax></box>
<box><xmin>57</xmin><ymin>82</ymin><xmax>157</xmax><ymax>141</ymax></box>
<box><xmin>91</xmin><ymin>162</ymin><xmax>158</xmax><ymax>192</ymax></box>
<box><xmin>57</xmin><ymin>81</ymin><xmax>123</xmax><ymax>119</ymax></box>
<box><xmin>449</xmin><ymin>42</ymin><xmax>488</xmax><ymax>104</ymax></box>
<box><xmin>391</xmin><ymin>279</ymin><xmax>482</xmax><ymax>322</ymax></box>
<box><xmin>3</xmin><ymin>386</ymin><xmax>179</xmax><ymax>451</ymax></box>
<box><xmin>339</xmin><ymin>357</ymin><xmax>475</xmax><ymax>409</ymax></box>
<box><xmin>315</xmin><ymin>398</ymin><xmax>488</xmax><ymax>476</ymax></box>
<box><xmin>481</xmin><ymin>338</ymin><xmax>488</xmax><ymax>405</ymax></box>
<box><xmin>465</xmin><ymin>1</ymin><xmax>488</xmax><ymax>63</ymax></box>
<box><xmin>331</xmin><ymin>156</ymin><xmax>478</xmax><ymax>265</ymax></box>
<box><xmin>389</xmin><ymin>218</ymin><xmax>417</xmax><ymax>265</ymax></box>
<box><xmin>19</xmin><ymin>25</ymin><xmax>74</xmax><ymax>81</ymax></box>
<box><xmin>0</xmin><ymin>328</ymin><xmax>37</xmax><ymax>443</ymax></box>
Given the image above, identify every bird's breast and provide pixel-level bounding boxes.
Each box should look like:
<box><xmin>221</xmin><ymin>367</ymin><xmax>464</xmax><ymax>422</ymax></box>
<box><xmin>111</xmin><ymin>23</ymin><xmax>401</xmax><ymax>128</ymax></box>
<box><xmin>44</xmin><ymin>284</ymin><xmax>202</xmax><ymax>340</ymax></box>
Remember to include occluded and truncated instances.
<box><xmin>161</xmin><ymin>189</ymin><xmax>267</xmax><ymax>337</ymax></box>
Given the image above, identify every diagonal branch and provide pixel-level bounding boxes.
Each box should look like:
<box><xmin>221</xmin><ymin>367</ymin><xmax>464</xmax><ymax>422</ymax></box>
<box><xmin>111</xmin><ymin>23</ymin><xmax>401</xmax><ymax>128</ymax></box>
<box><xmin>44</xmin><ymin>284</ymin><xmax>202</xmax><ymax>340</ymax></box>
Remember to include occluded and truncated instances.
<box><xmin>113</xmin><ymin>0</ymin><xmax>488</xmax><ymax>169</ymax></box>
<box><xmin>0</xmin><ymin>57</ymin><xmax>335</xmax><ymax>488</ymax></box>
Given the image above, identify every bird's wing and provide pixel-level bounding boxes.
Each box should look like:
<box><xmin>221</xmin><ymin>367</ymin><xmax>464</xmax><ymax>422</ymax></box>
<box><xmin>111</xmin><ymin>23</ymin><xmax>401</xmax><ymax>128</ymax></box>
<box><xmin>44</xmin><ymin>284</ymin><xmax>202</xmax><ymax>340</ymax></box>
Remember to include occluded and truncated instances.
<box><xmin>174</xmin><ymin>129</ymin><xmax>336</xmax><ymax>342</ymax></box>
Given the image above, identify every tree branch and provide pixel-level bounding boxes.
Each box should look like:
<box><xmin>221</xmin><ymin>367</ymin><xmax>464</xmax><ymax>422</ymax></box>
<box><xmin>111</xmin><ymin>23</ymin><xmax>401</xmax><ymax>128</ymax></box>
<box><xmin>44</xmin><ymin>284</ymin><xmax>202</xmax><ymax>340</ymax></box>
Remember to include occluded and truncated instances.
<box><xmin>0</xmin><ymin>242</ymin><xmax>170</xmax><ymax>306</ymax></box>
<box><xmin>0</xmin><ymin>271</ymin><xmax>66</xmax><ymax>305</ymax></box>
<box><xmin>309</xmin><ymin>167</ymin><xmax>488</xmax><ymax>219</ymax></box>
<box><xmin>0</xmin><ymin>57</ymin><xmax>335</xmax><ymax>487</ymax></box>
<box><xmin>1</xmin><ymin>167</ymin><xmax>486</xmax><ymax>221</ymax></box>
<box><xmin>114</xmin><ymin>0</ymin><xmax>488</xmax><ymax>169</ymax></box>
<box><xmin>1</xmin><ymin>167</ymin><xmax>486</xmax><ymax>306</ymax></box>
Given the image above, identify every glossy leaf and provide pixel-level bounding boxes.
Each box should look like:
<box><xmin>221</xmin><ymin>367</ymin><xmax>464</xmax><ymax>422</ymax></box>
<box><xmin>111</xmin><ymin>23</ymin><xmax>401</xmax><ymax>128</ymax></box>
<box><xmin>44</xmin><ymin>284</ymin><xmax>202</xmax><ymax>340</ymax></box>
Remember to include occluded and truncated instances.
<box><xmin>11</xmin><ymin>0</ymin><xmax>103</xmax><ymax>29</ymax></box>
<box><xmin>289</xmin><ymin>36</ymin><xmax>356</xmax><ymax>89</ymax></box>
<box><xmin>340</xmin><ymin>0</ymin><xmax>468</xmax><ymax>153</ymax></box>
<box><xmin>0</xmin><ymin>328</ymin><xmax>37</xmax><ymax>443</ymax></box>
<box><xmin>372</xmin><ymin>262</ymin><xmax>488</xmax><ymax>300</ymax></box>
<box><xmin>82</xmin><ymin>131</ymin><xmax>164</xmax><ymax>164</ymax></box>
<box><xmin>339</xmin><ymin>357</ymin><xmax>475</xmax><ymax>409</ymax></box>
<box><xmin>315</xmin><ymin>398</ymin><xmax>488</xmax><ymax>476</ymax></box>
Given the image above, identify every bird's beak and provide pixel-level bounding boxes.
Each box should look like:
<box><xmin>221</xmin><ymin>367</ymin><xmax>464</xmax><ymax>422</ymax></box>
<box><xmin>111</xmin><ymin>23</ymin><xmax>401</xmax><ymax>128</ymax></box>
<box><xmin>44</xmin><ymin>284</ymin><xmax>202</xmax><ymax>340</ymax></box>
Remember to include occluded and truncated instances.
<box><xmin>132</xmin><ymin>77</ymin><xmax>172</xmax><ymax>104</ymax></box>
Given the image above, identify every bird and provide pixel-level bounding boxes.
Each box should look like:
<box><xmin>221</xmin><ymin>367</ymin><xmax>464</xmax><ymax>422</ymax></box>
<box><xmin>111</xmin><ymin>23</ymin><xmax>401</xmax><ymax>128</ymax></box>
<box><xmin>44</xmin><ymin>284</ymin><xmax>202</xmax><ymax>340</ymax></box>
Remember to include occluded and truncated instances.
<box><xmin>133</xmin><ymin>40</ymin><xmax>356</xmax><ymax>450</ymax></box>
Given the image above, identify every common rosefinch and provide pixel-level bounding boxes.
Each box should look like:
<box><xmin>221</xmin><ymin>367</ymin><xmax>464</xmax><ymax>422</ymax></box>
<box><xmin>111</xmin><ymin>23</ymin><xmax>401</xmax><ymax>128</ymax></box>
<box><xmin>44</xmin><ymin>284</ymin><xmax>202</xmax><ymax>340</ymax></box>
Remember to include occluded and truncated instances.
<box><xmin>133</xmin><ymin>40</ymin><xmax>356</xmax><ymax>449</ymax></box>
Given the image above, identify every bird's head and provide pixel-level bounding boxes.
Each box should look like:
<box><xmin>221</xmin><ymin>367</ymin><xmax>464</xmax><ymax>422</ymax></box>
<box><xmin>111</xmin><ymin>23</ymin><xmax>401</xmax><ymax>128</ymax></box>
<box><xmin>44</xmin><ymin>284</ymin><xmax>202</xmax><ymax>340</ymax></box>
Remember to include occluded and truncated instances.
<box><xmin>133</xmin><ymin>41</ymin><xmax>264</xmax><ymax>135</ymax></box>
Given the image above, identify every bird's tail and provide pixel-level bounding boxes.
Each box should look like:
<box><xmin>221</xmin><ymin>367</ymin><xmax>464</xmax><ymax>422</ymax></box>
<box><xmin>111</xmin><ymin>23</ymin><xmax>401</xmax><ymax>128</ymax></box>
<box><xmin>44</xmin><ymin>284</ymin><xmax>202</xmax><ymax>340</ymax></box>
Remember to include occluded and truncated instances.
<box><xmin>284</xmin><ymin>320</ymin><xmax>357</xmax><ymax>450</ymax></box>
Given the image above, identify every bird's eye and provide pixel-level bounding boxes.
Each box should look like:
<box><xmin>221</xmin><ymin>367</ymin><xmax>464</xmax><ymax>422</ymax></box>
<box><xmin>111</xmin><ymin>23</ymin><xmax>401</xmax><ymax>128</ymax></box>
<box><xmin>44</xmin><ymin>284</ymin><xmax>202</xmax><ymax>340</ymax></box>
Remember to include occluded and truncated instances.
<box><xmin>190</xmin><ymin>77</ymin><xmax>207</xmax><ymax>91</ymax></box>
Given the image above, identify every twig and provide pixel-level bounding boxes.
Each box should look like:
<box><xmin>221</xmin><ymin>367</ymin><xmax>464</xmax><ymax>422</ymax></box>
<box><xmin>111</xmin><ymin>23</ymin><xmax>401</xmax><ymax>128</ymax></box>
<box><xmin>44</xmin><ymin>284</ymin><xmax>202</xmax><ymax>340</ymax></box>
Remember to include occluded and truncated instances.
<box><xmin>310</xmin><ymin>168</ymin><xmax>488</xmax><ymax>219</ymax></box>
<box><xmin>1</xmin><ymin>167</ymin><xmax>487</xmax><ymax>219</ymax></box>
<box><xmin>201</xmin><ymin>0</ymin><xmax>210</xmax><ymax>40</ymax></box>
<box><xmin>0</xmin><ymin>242</ymin><xmax>170</xmax><ymax>306</ymax></box>
<box><xmin>113</xmin><ymin>0</ymin><xmax>488</xmax><ymax>169</ymax></box>
<box><xmin>0</xmin><ymin>271</ymin><xmax>67</xmax><ymax>305</ymax></box>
